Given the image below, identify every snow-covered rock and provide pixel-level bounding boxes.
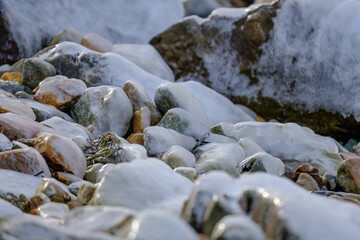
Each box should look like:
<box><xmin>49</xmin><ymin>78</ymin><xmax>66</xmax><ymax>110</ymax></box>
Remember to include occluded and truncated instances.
<box><xmin>37</xmin><ymin>202</ymin><xmax>69</xmax><ymax>219</ymax></box>
<box><xmin>0</xmin><ymin>133</ymin><xmax>12</xmax><ymax>152</ymax></box>
<box><xmin>0</xmin><ymin>198</ymin><xmax>23</xmax><ymax>218</ymax></box>
<box><xmin>161</xmin><ymin>146</ymin><xmax>196</xmax><ymax>169</ymax></box>
<box><xmin>237</xmin><ymin>152</ymin><xmax>285</xmax><ymax>176</ymax></box>
<box><xmin>91</xmin><ymin>158</ymin><xmax>193</xmax><ymax>212</ymax></box>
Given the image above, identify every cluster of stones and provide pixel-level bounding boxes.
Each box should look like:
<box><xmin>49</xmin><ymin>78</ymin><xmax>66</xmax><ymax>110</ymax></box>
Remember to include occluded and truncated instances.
<box><xmin>0</xmin><ymin>2</ymin><xmax>360</xmax><ymax>239</ymax></box>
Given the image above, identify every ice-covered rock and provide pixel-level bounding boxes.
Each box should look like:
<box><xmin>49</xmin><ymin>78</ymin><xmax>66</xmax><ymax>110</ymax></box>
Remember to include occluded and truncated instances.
<box><xmin>37</xmin><ymin>202</ymin><xmax>69</xmax><ymax>219</ymax></box>
<box><xmin>0</xmin><ymin>147</ymin><xmax>51</xmax><ymax>177</ymax></box>
<box><xmin>0</xmin><ymin>133</ymin><xmax>12</xmax><ymax>152</ymax></box>
<box><xmin>238</xmin><ymin>138</ymin><xmax>265</xmax><ymax>157</ymax></box>
<box><xmin>0</xmin><ymin>95</ymin><xmax>36</xmax><ymax>120</ymax></box>
<box><xmin>152</xmin><ymin>0</ymin><xmax>360</xmax><ymax>140</ymax></box>
<box><xmin>155</xmin><ymin>82</ymin><xmax>209</xmax><ymax>127</ymax></box>
<box><xmin>157</xmin><ymin>107</ymin><xmax>209</xmax><ymax>140</ymax></box>
<box><xmin>237</xmin><ymin>152</ymin><xmax>285</xmax><ymax>176</ymax></box>
<box><xmin>41</xmin><ymin>117</ymin><xmax>92</xmax><ymax>141</ymax></box>
<box><xmin>62</xmin><ymin>206</ymin><xmax>135</xmax><ymax>234</ymax></box>
<box><xmin>0</xmin><ymin>0</ymin><xmax>184</xmax><ymax>64</ymax></box>
<box><xmin>161</xmin><ymin>146</ymin><xmax>196</xmax><ymax>169</ymax></box>
<box><xmin>0</xmin><ymin>79</ymin><xmax>26</xmax><ymax>94</ymax></box>
<box><xmin>19</xmin><ymin>98</ymin><xmax>74</xmax><ymax>122</ymax></box>
<box><xmin>133</xmin><ymin>107</ymin><xmax>151</xmax><ymax>134</ymax></box>
<box><xmin>0</xmin><ymin>198</ymin><xmax>23</xmax><ymax>218</ymax></box>
<box><xmin>34</xmin><ymin>133</ymin><xmax>86</xmax><ymax>178</ymax></box>
<box><xmin>112</xmin><ymin>44</ymin><xmax>175</xmax><ymax>81</ymax></box>
<box><xmin>80</xmin><ymin>33</ymin><xmax>113</xmax><ymax>53</ymax></box>
<box><xmin>34</xmin><ymin>75</ymin><xmax>87</xmax><ymax>110</ymax></box>
<box><xmin>91</xmin><ymin>158</ymin><xmax>193</xmax><ymax>212</ymax></box>
<box><xmin>72</xmin><ymin>85</ymin><xmax>133</xmax><ymax>137</ymax></box>
<box><xmin>174</xmin><ymin>167</ymin><xmax>198</xmax><ymax>181</ymax></box>
<box><xmin>124</xmin><ymin>210</ymin><xmax>198</xmax><ymax>240</ymax></box>
<box><xmin>182</xmin><ymin>171</ymin><xmax>360</xmax><ymax>239</ymax></box>
<box><xmin>195</xmin><ymin>143</ymin><xmax>246</xmax><ymax>176</ymax></box>
<box><xmin>0</xmin><ymin>113</ymin><xmax>59</xmax><ymax>141</ymax></box>
<box><xmin>116</xmin><ymin>144</ymin><xmax>148</xmax><ymax>163</ymax></box>
<box><xmin>50</xmin><ymin>28</ymin><xmax>83</xmax><ymax>46</ymax></box>
<box><xmin>212</xmin><ymin>121</ymin><xmax>342</xmax><ymax>174</ymax></box>
<box><xmin>144</xmin><ymin>126</ymin><xmax>197</xmax><ymax>156</ymax></box>
<box><xmin>36</xmin><ymin>178</ymin><xmax>75</xmax><ymax>203</ymax></box>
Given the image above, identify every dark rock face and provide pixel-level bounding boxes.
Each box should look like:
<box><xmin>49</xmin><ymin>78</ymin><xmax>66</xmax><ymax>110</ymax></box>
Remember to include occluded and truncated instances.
<box><xmin>0</xmin><ymin>4</ymin><xmax>19</xmax><ymax>65</ymax></box>
<box><xmin>151</xmin><ymin>0</ymin><xmax>360</xmax><ymax>141</ymax></box>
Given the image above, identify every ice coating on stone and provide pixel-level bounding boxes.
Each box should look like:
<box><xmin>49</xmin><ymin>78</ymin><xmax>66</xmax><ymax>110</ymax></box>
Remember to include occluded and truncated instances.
<box><xmin>0</xmin><ymin>198</ymin><xmax>23</xmax><ymax>218</ymax></box>
<box><xmin>81</xmin><ymin>32</ymin><xmax>113</xmax><ymax>52</ymax></box>
<box><xmin>117</xmin><ymin>144</ymin><xmax>148</xmax><ymax>163</ymax></box>
<box><xmin>0</xmin><ymin>95</ymin><xmax>36</xmax><ymax>120</ymax></box>
<box><xmin>238</xmin><ymin>152</ymin><xmax>285</xmax><ymax>176</ymax></box>
<box><xmin>111</xmin><ymin>44</ymin><xmax>175</xmax><ymax>81</ymax></box>
<box><xmin>96</xmin><ymin>163</ymin><xmax>116</xmax><ymax>183</ymax></box>
<box><xmin>62</xmin><ymin>206</ymin><xmax>134</xmax><ymax>233</ymax></box>
<box><xmin>2</xmin><ymin>0</ymin><xmax>184</xmax><ymax>57</ymax></box>
<box><xmin>0</xmin><ymin>169</ymin><xmax>43</xmax><ymax>198</ymax></box>
<box><xmin>92</xmin><ymin>158</ymin><xmax>193</xmax><ymax>212</ymax></box>
<box><xmin>128</xmin><ymin>210</ymin><xmax>198</xmax><ymax>240</ymax></box>
<box><xmin>161</xmin><ymin>145</ymin><xmax>196</xmax><ymax>169</ymax></box>
<box><xmin>0</xmin><ymin>133</ymin><xmax>12</xmax><ymax>151</ymax></box>
<box><xmin>212</xmin><ymin>215</ymin><xmax>265</xmax><ymax>240</ymax></box>
<box><xmin>179</xmin><ymin>81</ymin><xmax>254</xmax><ymax>125</ymax></box>
<box><xmin>37</xmin><ymin>202</ymin><xmax>69</xmax><ymax>219</ymax></box>
<box><xmin>144</xmin><ymin>126</ymin><xmax>197</xmax><ymax>156</ymax></box>
<box><xmin>215</xmin><ymin>121</ymin><xmax>341</xmax><ymax>174</ymax></box>
<box><xmin>41</xmin><ymin>117</ymin><xmax>91</xmax><ymax>140</ymax></box>
<box><xmin>155</xmin><ymin>82</ymin><xmax>210</xmax><ymax>127</ymax></box>
<box><xmin>238</xmin><ymin>138</ymin><xmax>265</xmax><ymax>157</ymax></box>
<box><xmin>195</xmin><ymin>171</ymin><xmax>360</xmax><ymax>239</ymax></box>
<box><xmin>196</xmin><ymin>143</ymin><xmax>247</xmax><ymax>176</ymax></box>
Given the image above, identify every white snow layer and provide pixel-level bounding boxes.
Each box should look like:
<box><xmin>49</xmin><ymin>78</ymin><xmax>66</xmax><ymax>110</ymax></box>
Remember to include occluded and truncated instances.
<box><xmin>0</xmin><ymin>198</ymin><xmax>23</xmax><ymax>218</ymax></box>
<box><xmin>2</xmin><ymin>0</ymin><xmax>184</xmax><ymax>57</ymax></box>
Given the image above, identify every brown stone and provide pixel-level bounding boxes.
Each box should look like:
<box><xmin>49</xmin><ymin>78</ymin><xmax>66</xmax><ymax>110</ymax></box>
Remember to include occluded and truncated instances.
<box><xmin>66</xmin><ymin>199</ymin><xmax>82</xmax><ymax>210</ymax></box>
<box><xmin>0</xmin><ymin>113</ymin><xmax>58</xmax><ymax>141</ymax></box>
<box><xmin>296</xmin><ymin>173</ymin><xmax>320</xmax><ymax>191</ymax></box>
<box><xmin>337</xmin><ymin>158</ymin><xmax>360</xmax><ymax>194</ymax></box>
<box><xmin>23</xmin><ymin>193</ymin><xmax>50</xmax><ymax>213</ymax></box>
<box><xmin>80</xmin><ymin>32</ymin><xmax>113</xmax><ymax>53</ymax></box>
<box><xmin>0</xmin><ymin>89</ymin><xmax>16</xmax><ymax>98</ymax></box>
<box><xmin>52</xmin><ymin>172</ymin><xmax>83</xmax><ymax>185</ymax></box>
<box><xmin>133</xmin><ymin>106</ymin><xmax>151</xmax><ymax>133</ymax></box>
<box><xmin>35</xmin><ymin>178</ymin><xmax>73</xmax><ymax>203</ymax></box>
<box><xmin>1</xmin><ymin>72</ymin><xmax>22</xmax><ymax>84</ymax></box>
<box><xmin>0</xmin><ymin>147</ymin><xmax>51</xmax><ymax>177</ymax></box>
<box><xmin>33</xmin><ymin>75</ymin><xmax>87</xmax><ymax>110</ymax></box>
<box><xmin>0</xmin><ymin>96</ymin><xmax>36</xmax><ymax>120</ymax></box>
<box><xmin>328</xmin><ymin>195</ymin><xmax>360</xmax><ymax>207</ymax></box>
<box><xmin>126</xmin><ymin>133</ymin><xmax>144</xmax><ymax>145</ymax></box>
<box><xmin>77</xmin><ymin>184</ymin><xmax>96</xmax><ymax>205</ymax></box>
<box><xmin>339</xmin><ymin>152</ymin><xmax>360</xmax><ymax>161</ymax></box>
<box><xmin>294</xmin><ymin>163</ymin><xmax>324</xmax><ymax>187</ymax></box>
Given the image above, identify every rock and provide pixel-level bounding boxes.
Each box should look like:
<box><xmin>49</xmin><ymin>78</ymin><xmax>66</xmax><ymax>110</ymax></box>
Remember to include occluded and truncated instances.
<box><xmin>328</xmin><ymin>195</ymin><xmax>360</xmax><ymax>207</ymax></box>
<box><xmin>24</xmin><ymin>193</ymin><xmax>51</xmax><ymax>213</ymax></box>
<box><xmin>19</xmin><ymin>98</ymin><xmax>74</xmax><ymax>122</ymax></box>
<box><xmin>296</xmin><ymin>173</ymin><xmax>320</xmax><ymax>191</ymax></box>
<box><xmin>41</xmin><ymin>117</ymin><xmax>92</xmax><ymax>141</ymax></box>
<box><xmin>111</xmin><ymin>44</ymin><xmax>175</xmax><ymax>81</ymax></box>
<box><xmin>52</xmin><ymin>172</ymin><xmax>83</xmax><ymax>185</ymax></box>
<box><xmin>337</xmin><ymin>158</ymin><xmax>360</xmax><ymax>194</ymax></box>
<box><xmin>144</xmin><ymin>126</ymin><xmax>197</xmax><ymax>156</ymax></box>
<box><xmin>123</xmin><ymin>79</ymin><xmax>162</xmax><ymax>125</ymax></box>
<box><xmin>237</xmin><ymin>152</ymin><xmax>285</xmax><ymax>176</ymax></box>
<box><xmin>68</xmin><ymin>181</ymin><xmax>94</xmax><ymax>196</ymax></box>
<box><xmin>91</xmin><ymin>158</ymin><xmax>193</xmax><ymax>212</ymax></box>
<box><xmin>0</xmin><ymin>0</ymin><xmax>184</xmax><ymax>64</ymax></box>
<box><xmin>324</xmin><ymin>173</ymin><xmax>337</xmax><ymax>191</ymax></box>
<box><xmin>1</xmin><ymin>72</ymin><xmax>22</xmax><ymax>84</ymax></box>
<box><xmin>161</xmin><ymin>145</ymin><xmax>196</xmax><ymax>169</ymax></box>
<box><xmin>0</xmin><ymin>79</ymin><xmax>26</xmax><ymax>94</ymax></box>
<box><xmin>157</xmin><ymin>107</ymin><xmax>209</xmax><ymax>140</ymax></box>
<box><xmin>95</xmin><ymin>164</ymin><xmax>116</xmax><ymax>183</ymax></box>
<box><xmin>34</xmin><ymin>133</ymin><xmax>86</xmax><ymax>178</ymax></box>
<box><xmin>0</xmin><ymin>169</ymin><xmax>43</xmax><ymax>210</ymax></box>
<box><xmin>80</xmin><ymin>32</ymin><xmax>113</xmax><ymax>53</ymax></box>
<box><xmin>15</xmin><ymin>90</ymin><xmax>33</xmax><ymax>99</ymax></box>
<box><xmin>0</xmin><ymin>88</ymin><xmax>16</xmax><ymax>98</ymax></box>
<box><xmin>72</xmin><ymin>85</ymin><xmax>133</xmax><ymax>137</ymax></box>
<box><xmin>155</xmin><ymin>82</ymin><xmax>209</xmax><ymax>127</ymax></box>
<box><xmin>238</xmin><ymin>137</ymin><xmax>265</xmax><ymax>157</ymax></box>
<box><xmin>37</xmin><ymin>202</ymin><xmax>69</xmax><ymax>219</ymax></box>
<box><xmin>0</xmin><ymin>147</ymin><xmax>51</xmax><ymax>177</ymax></box>
<box><xmin>0</xmin><ymin>113</ymin><xmax>58</xmax><ymax>141</ymax></box>
<box><xmin>0</xmin><ymin>133</ymin><xmax>12</xmax><ymax>151</ymax></box>
<box><xmin>174</xmin><ymin>167</ymin><xmax>198</xmax><ymax>181</ymax></box>
<box><xmin>126</xmin><ymin>133</ymin><xmax>144</xmax><ymax>145</ymax></box>
<box><xmin>77</xmin><ymin>184</ymin><xmax>96</xmax><ymax>205</ymax></box>
<box><xmin>212</xmin><ymin>121</ymin><xmax>342</xmax><ymax>174</ymax></box>
<box><xmin>133</xmin><ymin>106</ymin><xmax>151</xmax><ymax>133</ymax></box>
<box><xmin>151</xmin><ymin>0</ymin><xmax>360</xmax><ymax>141</ymax></box>
<box><xmin>116</xmin><ymin>144</ymin><xmax>148</xmax><ymax>163</ymax></box>
<box><xmin>50</xmin><ymin>28</ymin><xmax>83</xmax><ymax>46</ymax></box>
<box><xmin>22</xmin><ymin>58</ymin><xmax>56</xmax><ymax>89</ymax></box>
<box><xmin>33</xmin><ymin>75</ymin><xmax>87</xmax><ymax>110</ymax></box>
<box><xmin>84</xmin><ymin>163</ymin><xmax>104</xmax><ymax>183</ymax></box>
<box><xmin>122</xmin><ymin>210</ymin><xmax>198</xmax><ymax>240</ymax></box>
<box><xmin>35</xmin><ymin>178</ymin><xmax>75</xmax><ymax>203</ymax></box>
<box><xmin>195</xmin><ymin>143</ymin><xmax>246</xmax><ymax>176</ymax></box>
<box><xmin>0</xmin><ymin>95</ymin><xmax>36</xmax><ymax>120</ymax></box>
<box><xmin>62</xmin><ymin>205</ymin><xmax>135</xmax><ymax>234</ymax></box>
<box><xmin>0</xmin><ymin>215</ymin><xmax>119</xmax><ymax>240</ymax></box>
<box><xmin>294</xmin><ymin>163</ymin><xmax>324</xmax><ymax>187</ymax></box>
<box><xmin>0</xmin><ymin>198</ymin><xmax>23</xmax><ymax>218</ymax></box>
<box><xmin>211</xmin><ymin>215</ymin><xmax>265</xmax><ymax>240</ymax></box>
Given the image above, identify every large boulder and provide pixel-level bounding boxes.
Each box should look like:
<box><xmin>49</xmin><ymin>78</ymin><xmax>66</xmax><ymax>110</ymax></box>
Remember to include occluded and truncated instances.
<box><xmin>151</xmin><ymin>0</ymin><xmax>360</xmax><ymax>141</ymax></box>
<box><xmin>0</xmin><ymin>0</ymin><xmax>184</xmax><ymax>64</ymax></box>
